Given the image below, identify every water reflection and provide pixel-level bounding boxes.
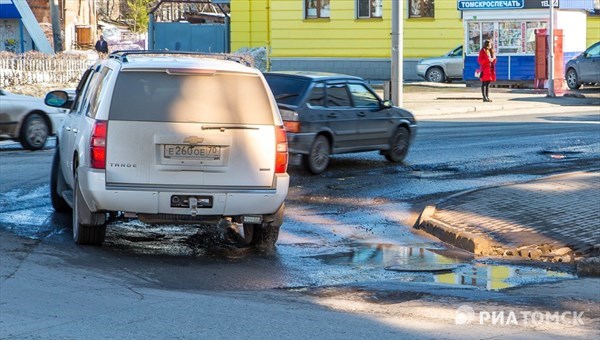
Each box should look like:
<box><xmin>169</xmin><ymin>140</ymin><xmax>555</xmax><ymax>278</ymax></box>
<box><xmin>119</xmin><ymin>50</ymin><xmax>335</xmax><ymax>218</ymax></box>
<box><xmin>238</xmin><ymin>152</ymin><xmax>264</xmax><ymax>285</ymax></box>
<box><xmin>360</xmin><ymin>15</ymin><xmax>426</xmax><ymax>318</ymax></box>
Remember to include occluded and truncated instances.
<box><xmin>312</xmin><ymin>243</ymin><xmax>576</xmax><ymax>290</ymax></box>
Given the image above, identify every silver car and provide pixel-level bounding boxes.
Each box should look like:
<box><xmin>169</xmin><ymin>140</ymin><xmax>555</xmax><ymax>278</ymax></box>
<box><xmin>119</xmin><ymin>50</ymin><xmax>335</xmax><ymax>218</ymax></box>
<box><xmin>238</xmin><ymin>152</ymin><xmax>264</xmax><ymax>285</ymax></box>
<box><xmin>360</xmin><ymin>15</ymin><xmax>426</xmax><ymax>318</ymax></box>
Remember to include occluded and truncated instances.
<box><xmin>0</xmin><ymin>89</ymin><xmax>66</xmax><ymax>150</ymax></box>
<box><xmin>416</xmin><ymin>45</ymin><xmax>464</xmax><ymax>83</ymax></box>
<box><xmin>565</xmin><ymin>41</ymin><xmax>600</xmax><ymax>90</ymax></box>
<box><xmin>45</xmin><ymin>51</ymin><xmax>289</xmax><ymax>251</ymax></box>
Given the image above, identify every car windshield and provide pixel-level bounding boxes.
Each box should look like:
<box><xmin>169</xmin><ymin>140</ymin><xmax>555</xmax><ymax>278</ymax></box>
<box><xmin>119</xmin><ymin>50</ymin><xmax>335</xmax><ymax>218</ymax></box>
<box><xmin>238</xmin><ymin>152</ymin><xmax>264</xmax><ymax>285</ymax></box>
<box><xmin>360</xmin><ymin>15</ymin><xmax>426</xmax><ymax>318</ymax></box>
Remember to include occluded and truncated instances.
<box><xmin>109</xmin><ymin>71</ymin><xmax>274</xmax><ymax>124</ymax></box>
<box><xmin>264</xmin><ymin>75</ymin><xmax>311</xmax><ymax>106</ymax></box>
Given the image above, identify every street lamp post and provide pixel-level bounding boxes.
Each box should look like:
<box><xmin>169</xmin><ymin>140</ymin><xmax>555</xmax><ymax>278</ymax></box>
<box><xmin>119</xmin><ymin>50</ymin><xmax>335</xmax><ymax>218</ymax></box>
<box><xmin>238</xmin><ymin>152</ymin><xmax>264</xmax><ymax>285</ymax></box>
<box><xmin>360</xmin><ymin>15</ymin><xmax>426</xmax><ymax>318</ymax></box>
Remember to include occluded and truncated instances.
<box><xmin>391</xmin><ymin>0</ymin><xmax>403</xmax><ymax>106</ymax></box>
<box><xmin>548</xmin><ymin>0</ymin><xmax>555</xmax><ymax>97</ymax></box>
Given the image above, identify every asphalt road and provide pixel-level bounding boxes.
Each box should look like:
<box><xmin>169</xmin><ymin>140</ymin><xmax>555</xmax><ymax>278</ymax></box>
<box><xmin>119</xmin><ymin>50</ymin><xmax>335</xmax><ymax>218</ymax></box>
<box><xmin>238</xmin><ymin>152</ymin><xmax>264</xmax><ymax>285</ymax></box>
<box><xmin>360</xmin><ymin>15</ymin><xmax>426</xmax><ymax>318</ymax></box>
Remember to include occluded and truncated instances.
<box><xmin>1</xmin><ymin>109</ymin><xmax>599</xmax><ymax>338</ymax></box>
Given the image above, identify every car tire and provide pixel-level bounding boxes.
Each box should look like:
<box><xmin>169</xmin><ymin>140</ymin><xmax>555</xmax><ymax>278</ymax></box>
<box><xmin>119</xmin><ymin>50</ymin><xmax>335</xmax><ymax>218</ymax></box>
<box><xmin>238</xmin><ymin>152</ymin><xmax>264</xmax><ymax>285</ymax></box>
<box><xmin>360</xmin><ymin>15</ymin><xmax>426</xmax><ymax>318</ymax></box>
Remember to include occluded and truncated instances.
<box><xmin>50</xmin><ymin>150</ymin><xmax>71</xmax><ymax>213</ymax></box>
<box><xmin>384</xmin><ymin>126</ymin><xmax>410</xmax><ymax>163</ymax></box>
<box><xmin>566</xmin><ymin>69</ymin><xmax>581</xmax><ymax>90</ymax></box>
<box><xmin>426</xmin><ymin>67</ymin><xmax>445</xmax><ymax>83</ymax></box>
<box><xmin>305</xmin><ymin>135</ymin><xmax>330</xmax><ymax>174</ymax></box>
<box><xmin>19</xmin><ymin>113</ymin><xmax>49</xmax><ymax>151</ymax></box>
<box><xmin>73</xmin><ymin>170</ymin><xmax>106</xmax><ymax>245</ymax></box>
<box><xmin>243</xmin><ymin>223</ymin><xmax>280</xmax><ymax>252</ymax></box>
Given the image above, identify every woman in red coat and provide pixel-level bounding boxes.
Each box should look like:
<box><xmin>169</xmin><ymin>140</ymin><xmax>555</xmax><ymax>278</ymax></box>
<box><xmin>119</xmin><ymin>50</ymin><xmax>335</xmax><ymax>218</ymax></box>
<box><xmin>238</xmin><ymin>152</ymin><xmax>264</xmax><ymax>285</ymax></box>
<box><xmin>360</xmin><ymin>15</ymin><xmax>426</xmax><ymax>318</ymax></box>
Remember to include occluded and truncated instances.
<box><xmin>478</xmin><ymin>40</ymin><xmax>497</xmax><ymax>102</ymax></box>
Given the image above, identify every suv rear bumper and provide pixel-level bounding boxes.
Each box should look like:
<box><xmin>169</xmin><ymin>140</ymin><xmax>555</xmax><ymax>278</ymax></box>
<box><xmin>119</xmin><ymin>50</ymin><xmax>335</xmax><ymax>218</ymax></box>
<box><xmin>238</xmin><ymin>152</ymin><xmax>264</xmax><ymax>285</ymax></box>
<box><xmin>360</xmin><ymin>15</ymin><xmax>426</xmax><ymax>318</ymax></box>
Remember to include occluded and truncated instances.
<box><xmin>78</xmin><ymin>167</ymin><xmax>289</xmax><ymax>216</ymax></box>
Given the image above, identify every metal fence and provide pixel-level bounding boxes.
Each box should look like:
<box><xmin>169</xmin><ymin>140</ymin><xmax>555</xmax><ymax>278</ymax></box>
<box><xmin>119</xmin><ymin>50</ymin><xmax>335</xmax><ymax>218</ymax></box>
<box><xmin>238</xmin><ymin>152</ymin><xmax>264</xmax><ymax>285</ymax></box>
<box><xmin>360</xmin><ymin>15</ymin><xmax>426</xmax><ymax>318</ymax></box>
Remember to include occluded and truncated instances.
<box><xmin>0</xmin><ymin>52</ymin><xmax>93</xmax><ymax>87</ymax></box>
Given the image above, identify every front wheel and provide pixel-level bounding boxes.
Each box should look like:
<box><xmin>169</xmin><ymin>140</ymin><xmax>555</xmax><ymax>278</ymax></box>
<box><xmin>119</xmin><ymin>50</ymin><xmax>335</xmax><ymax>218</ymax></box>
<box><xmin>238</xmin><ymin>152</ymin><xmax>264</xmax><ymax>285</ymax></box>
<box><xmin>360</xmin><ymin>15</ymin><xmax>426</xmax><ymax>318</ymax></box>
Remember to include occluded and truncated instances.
<box><xmin>19</xmin><ymin>113</ymin><xmax>48</xmax><ymax>150</ymax></box>
<box><xmin>384</xmin><ymin>126</ymin><xmax>410</xmax><ymax>162</ymax></box>
<box><xmin>73</xmin><ymin>171</ymin><xmax>106</xmax><ymax>245</ymax></box>
<box><xmin>566</xmin><ymin>69</ymin><xmax>581</xmax><ymax>90</ymax></box>
<box><xmin>426</xmin><ymin>67</ymin><xmax>445</xmax><ymax>83</ymax></box>
<box><xmin>305</xmin><ymin>135</ymin><xmax>330</xmax><ymax>174</ymax></box>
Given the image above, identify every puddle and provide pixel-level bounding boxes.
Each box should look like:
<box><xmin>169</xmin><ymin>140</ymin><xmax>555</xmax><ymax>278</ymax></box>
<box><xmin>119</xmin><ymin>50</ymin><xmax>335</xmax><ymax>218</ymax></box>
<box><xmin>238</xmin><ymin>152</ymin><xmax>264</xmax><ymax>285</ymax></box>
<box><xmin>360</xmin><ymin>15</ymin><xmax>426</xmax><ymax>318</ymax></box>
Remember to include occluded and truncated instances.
<box><xmin>311</xmin><ymin>243</ymin><xmax>576</xmax><ymax>290</ymax></box>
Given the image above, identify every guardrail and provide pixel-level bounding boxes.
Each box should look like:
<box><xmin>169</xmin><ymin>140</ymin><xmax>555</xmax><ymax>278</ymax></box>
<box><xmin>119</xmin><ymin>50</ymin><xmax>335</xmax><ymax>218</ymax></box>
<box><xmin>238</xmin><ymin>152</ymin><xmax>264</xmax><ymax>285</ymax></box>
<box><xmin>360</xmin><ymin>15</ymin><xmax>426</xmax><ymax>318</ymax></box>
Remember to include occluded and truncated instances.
<box><xmin>0</xmin><ymin>52</ymin><xmax>93</xmax><ymax>87</ymax></box>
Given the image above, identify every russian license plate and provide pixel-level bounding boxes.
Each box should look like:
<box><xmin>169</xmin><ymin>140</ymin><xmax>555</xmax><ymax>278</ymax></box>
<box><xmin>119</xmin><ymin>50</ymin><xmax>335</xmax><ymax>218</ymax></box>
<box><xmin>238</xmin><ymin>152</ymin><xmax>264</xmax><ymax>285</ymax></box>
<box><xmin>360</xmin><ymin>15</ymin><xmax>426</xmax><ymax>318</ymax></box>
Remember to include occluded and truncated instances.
<box><xmin>163</xmin><ymin>144</ymin><xmax>221</xmax><ymax>160</ymax></box>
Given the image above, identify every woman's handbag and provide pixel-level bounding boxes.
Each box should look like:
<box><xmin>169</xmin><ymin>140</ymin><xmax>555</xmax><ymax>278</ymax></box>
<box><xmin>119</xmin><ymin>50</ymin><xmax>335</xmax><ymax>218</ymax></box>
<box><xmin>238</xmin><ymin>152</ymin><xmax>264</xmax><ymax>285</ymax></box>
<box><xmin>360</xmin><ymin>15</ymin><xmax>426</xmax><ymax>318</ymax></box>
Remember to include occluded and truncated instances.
<box><xmin>475</xmin><ymin>69</ymin><xmax>481</xmax><ymax>78</ymax></box>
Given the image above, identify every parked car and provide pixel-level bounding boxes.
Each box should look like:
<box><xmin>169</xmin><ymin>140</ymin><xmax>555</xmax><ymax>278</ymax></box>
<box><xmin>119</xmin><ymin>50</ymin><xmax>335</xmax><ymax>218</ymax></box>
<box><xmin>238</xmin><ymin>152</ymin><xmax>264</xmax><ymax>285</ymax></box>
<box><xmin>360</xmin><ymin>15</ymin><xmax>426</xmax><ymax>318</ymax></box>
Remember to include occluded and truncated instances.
<box><xmin>0</xmin><ymin>89</ymin><xmax>67</xmax><ymax>150</ymax></box>
<box><xmin>44</xmin><ymin>51</ymin><xmax>289</xmax><ymax>251</ymax></box>
<box><xmin>263</xmin><ymin>71</ymin><xmax>417</xmax><ymax>174</ymax></box>
<box><xmin>416</xmin><ymin>45</ymin><xmax>464</xmax><ymax>83</ymax></box>
<box><xmin>565</xmin><ymin>41</ymin><xmax>600</xmax><ymax>90</ymax></box>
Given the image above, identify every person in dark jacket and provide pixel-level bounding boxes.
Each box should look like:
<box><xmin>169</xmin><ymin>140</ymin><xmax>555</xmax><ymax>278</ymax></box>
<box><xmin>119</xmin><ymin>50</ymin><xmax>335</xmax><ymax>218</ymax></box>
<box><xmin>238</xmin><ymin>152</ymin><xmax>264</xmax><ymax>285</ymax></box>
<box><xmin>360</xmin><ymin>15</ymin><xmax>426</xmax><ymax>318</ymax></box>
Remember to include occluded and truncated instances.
<box><xmin>95</xmin><ymin>35</ymin><xmax>108</xmax><ymax>56</ymax></box>
<box><xmin>478</xmin><ymin>40</ymin><xmax>497</xmax><ymax>102</ymax></box>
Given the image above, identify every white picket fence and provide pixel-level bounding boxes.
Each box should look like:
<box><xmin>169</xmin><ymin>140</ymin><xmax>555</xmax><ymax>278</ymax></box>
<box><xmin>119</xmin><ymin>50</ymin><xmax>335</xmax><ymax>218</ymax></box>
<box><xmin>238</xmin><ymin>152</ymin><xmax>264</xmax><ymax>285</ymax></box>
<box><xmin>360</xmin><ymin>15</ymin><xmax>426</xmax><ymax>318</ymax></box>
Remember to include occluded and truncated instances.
<box><xmin>0</xmin><ymin>52</ymin><xmax>93</xmax><ymax>87</ymax></box>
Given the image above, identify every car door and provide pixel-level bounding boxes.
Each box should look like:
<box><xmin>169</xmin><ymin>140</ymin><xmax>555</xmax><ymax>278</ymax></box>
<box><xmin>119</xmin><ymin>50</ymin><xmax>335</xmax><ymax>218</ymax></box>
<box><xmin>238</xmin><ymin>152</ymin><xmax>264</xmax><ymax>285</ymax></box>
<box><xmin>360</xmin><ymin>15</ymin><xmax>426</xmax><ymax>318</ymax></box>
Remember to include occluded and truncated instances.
<box><xmin>60</xmin><ymin>67</ymin><xmax>96</xmax><ymax>186</ymax></box>
<box><xmin>324</xmin><ymin>82</ymin><xmax>358</xmax><ymax>150</ymax></box>
<box><xmin>349</xmin><ymin>82</ymin><xmax>390</xmax><ymax>147</ymax></box>
<box><xmin>446</xmin><ymin>45</ymin><xmax>464</xmax><ymax>78</ymax></box>
<box><xmin>579</xmin><ymin>42</ymin><xmax>600</xmax><ymax>83</ymax></box>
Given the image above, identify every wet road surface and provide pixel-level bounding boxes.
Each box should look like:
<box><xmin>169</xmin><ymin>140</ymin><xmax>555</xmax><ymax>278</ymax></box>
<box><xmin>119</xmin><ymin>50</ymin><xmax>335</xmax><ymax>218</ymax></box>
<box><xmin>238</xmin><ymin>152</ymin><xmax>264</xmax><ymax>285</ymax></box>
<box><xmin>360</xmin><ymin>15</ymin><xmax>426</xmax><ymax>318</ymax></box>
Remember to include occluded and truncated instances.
<box><xmin>1</xmin><ymin>110</ymin><xmax>597</xmax><ymax>293</ymax></box>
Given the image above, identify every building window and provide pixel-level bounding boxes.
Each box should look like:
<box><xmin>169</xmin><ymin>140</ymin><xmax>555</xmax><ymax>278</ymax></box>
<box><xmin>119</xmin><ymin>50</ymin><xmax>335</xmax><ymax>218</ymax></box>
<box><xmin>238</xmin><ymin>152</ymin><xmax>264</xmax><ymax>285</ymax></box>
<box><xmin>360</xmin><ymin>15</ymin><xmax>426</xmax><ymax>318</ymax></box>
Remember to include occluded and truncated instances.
<box><xmin>306</xmin><ymin>0</ymin><xmax>330</xmax><ymax>19</ymax></box>
<box><xmin>408</xmin><ymin>0</ymin><xmax>434</xmax><ymax>18</ymax></box>
<box><xmin>357</xmin><ymin>0</ymin><xmax>382</xmax><ymax>18</ymax></box>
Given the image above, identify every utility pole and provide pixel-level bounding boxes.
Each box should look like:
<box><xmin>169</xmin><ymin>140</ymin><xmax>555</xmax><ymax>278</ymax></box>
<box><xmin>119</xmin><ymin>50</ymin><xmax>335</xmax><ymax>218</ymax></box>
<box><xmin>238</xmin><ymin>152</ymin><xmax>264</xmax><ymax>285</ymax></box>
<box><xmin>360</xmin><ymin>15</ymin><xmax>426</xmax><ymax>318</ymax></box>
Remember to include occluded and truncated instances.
<box><xmin>391</xmin><ymin>0</ymin><xmax>403</xmax><ymax>106</ymax></box>
<box><xmin>49</xmin><ymin>0</ymin><xmax>63</xmax><ymax>52</ymax></box>
<box><xmin>547</xmin><ymin>0</ymin><xmax>555</xmax><ymax>97</ymax></box>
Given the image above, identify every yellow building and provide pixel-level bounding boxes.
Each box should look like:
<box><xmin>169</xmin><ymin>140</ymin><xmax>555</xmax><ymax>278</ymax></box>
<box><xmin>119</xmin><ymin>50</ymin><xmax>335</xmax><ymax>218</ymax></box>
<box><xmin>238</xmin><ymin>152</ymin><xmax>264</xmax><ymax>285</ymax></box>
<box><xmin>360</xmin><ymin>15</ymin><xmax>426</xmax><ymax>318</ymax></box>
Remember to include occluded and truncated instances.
<box><xmin>231</xmin><ymin>0</ymin><xmax>600</xmax><ymax>80</ymax></box>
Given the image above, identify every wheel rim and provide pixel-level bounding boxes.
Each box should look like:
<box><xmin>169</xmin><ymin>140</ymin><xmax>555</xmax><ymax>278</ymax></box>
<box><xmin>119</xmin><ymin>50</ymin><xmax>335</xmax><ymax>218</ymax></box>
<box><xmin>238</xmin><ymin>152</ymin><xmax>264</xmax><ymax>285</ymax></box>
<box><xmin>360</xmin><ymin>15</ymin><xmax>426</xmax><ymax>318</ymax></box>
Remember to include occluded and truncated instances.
<box><xmin>26</xmin><ymin>117</ymin><xmax>48</xmax><ymax>148</ymax></box>
<box><xmin>391</xmin><ymin>129</ymin><xmax>409</xmax><ymax>158</ymax></box>
<box><xmin>428</xmin><ymin>69</ymin><xmax>443</xmax><ymax>82</ymax></box>
<box><xmin>567</xmin><ymin>70</ymin><xmax>577</xmax><ymax>88</ymax></box>
<box><xmin>310</xmin><ymin>138</ymin><xmax>329</xmax><ymax>172</ymax></box>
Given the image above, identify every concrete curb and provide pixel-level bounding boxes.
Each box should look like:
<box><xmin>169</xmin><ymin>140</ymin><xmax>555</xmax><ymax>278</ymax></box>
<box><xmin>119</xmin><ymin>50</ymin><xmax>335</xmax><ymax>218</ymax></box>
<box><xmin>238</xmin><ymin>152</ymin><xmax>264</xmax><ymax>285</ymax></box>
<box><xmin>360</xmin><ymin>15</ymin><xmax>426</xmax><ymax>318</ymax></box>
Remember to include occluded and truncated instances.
<box><xmin>413</xmin><ymin>170</ymin><xmax>600</xmax><ymax>275</ymax></box>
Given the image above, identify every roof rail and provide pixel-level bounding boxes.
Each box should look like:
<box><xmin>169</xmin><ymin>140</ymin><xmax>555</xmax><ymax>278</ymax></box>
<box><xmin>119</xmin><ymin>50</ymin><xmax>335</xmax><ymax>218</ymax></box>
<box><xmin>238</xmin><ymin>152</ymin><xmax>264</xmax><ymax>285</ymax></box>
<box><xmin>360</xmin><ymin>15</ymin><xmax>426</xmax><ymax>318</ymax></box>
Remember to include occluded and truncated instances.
<box><xmin>108</xmin><ymin>50</ymin><xmax>254</xmax><ymax>67</ymax></box>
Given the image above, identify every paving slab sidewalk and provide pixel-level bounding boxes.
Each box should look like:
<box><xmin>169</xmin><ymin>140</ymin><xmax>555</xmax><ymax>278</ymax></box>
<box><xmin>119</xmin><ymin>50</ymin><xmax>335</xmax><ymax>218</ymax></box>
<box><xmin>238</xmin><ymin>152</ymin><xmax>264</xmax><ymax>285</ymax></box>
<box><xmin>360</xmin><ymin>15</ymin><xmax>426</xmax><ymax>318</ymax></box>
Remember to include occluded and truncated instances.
<box><xmin>397</xmin><ymin>84</ymin><xmax>600</xmax><ymax>119</ymax></box>
<box><xmin>415</xmin><ymin>171</ymin><xmax>600</xmax><ymax>276</ymax></box>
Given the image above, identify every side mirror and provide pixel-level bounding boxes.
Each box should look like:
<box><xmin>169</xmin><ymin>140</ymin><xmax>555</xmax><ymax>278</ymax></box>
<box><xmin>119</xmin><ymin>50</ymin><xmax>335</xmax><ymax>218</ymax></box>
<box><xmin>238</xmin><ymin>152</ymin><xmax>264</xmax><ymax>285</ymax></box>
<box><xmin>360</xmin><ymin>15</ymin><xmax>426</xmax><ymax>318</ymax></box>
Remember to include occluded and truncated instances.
<box><xmin>44</xmin><ymin>90</ymin><xmax>70</xmax><ymax>108</ymax></box>
<box><xmin>381</xmin><ymin>100</ymin><xmax>393</xmax><ymax>108</ymax></box>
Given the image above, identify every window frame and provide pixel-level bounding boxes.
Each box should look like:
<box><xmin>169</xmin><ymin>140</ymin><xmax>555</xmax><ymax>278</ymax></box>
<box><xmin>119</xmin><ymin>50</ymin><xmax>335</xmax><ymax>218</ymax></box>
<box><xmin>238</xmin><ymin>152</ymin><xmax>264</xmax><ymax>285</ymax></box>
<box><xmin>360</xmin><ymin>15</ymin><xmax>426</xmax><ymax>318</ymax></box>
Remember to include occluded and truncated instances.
<box><xmin>305</xmin><ymin>0</ymin><xmax>330</xmax><ymax>19</ymax></box>
<box><xmin>356</xmin><ymin>0</ymin><xmax>383</xmax><ymax>19</ymax></box>
<box><xmin>408</xmin><ymin>0</ymin><xmax>435</xmax><ymax>19</ymax></box>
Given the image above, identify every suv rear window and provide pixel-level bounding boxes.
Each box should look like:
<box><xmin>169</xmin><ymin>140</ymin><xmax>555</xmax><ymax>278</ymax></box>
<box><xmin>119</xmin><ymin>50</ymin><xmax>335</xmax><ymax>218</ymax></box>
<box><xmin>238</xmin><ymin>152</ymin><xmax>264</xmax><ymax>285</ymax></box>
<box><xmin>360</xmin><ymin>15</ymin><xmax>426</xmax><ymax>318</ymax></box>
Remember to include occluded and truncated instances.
<box><xmin>109</xmin><ymin>71</ymin><xmax>274</xmax><ymax>124</ymax></box>
<box><xmin>264</xmin><ymin>75</ymin><xmax>310</xmax><ymax>106</ymax></box>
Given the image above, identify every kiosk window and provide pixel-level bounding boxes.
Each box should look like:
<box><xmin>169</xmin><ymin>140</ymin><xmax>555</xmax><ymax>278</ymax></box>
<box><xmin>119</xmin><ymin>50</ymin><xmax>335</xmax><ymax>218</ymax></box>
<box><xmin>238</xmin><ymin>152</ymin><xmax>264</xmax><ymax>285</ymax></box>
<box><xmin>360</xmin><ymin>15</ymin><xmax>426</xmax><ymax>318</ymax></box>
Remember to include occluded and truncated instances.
<box><xmin>409</xmin><ymin>0</ymin><xmax>434</xmax><ymax>18</ymax></box>
<box><xmin>468</xmin><ymin>22</ymin><xmax>494</xmax><ymax>54</ymax></box>
<box><xmin>526</xmin><ymin>21</ymin><xmax>548</xmax><ymax>53</ymax></box>
<box><xmin>499</xmin><ymin>22</ymin><xmax>523</xmax><ymax>54</ymax></box>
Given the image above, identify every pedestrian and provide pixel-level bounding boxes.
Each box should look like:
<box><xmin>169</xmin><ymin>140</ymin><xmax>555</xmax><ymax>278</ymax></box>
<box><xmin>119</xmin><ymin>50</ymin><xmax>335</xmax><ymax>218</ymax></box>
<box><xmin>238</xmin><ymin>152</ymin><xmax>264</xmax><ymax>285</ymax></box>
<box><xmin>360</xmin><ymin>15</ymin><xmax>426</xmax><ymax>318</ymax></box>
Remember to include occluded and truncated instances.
<box><xmin>478</xmin><ymin>40</ymin><xmax>496</xmax><ymax>102</ymax></box>
<box><xmin>95</xmin><ymin>35</ymin><xmax>109</xmax><ymax>57</ymax></box>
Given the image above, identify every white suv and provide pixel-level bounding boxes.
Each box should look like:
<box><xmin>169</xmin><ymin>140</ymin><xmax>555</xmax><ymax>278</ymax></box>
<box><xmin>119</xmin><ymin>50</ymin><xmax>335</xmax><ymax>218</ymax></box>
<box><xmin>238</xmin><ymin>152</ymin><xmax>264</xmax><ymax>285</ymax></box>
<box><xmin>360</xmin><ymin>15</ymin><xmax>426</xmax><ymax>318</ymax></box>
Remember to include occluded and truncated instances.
<box><xmin>45</xmin><ymin>51</ymin><xmax>289</xmax><ymax>251</ymax></box>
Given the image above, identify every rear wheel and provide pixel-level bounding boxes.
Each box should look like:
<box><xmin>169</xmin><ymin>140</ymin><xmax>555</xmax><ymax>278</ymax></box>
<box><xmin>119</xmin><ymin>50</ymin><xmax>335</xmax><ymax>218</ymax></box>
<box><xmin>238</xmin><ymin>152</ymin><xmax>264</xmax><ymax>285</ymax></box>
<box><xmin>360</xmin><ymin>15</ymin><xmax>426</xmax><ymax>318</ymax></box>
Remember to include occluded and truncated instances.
<box><xmin>73</xmin><ymin>171</ymin><xmax>106</xmax><ymax>245</ymax></box>
<box><xmin>243</xmin><ymin>223</ymin><xmax>280</xmax><ymax>252</ymax></box>
<box><xmin>50</xmin><ymin>150</ymin><xmax>71</xmax><ymax>212</ymax></box>
<box><xmin>426</xmin><ymin>67</ymin><xmax>445</xmax><ymax>83</ymax></box>
<box><xmin>384</xmin><ymin>126</ymin><xmax>410</xmax><ymax>162</ymax></box>
<box><xmin>19</xmin><ymin>113</ymin><xmax>48</xmax><ymax>150</ymax></box>
<box><xmin>305</xmin><ymin>135</ymin><xmax>330</xmax><ymax>174</ymax></box>
<box><xmin>566</xmin><ymin>68</ymin><xmax>581</xmax><ymax>90</ymax></box>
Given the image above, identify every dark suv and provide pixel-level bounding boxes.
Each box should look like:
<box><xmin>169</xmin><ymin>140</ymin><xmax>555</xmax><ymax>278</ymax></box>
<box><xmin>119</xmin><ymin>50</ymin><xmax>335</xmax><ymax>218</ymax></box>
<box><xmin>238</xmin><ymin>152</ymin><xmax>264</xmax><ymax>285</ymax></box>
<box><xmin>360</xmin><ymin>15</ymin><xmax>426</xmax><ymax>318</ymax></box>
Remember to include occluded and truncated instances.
<box><xmin>264</xmin><ymin>71</ymin><xmax>417</xmax><ymax>174</ymax></box>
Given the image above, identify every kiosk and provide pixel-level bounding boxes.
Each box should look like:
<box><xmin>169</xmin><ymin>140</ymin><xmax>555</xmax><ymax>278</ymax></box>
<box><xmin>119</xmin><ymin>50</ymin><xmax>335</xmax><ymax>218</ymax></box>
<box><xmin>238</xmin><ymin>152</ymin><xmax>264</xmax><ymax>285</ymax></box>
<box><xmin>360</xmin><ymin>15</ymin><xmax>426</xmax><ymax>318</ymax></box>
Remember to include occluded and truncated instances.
<box><xmin>457</xmin><ymin>0</ymin><xmax>594</xmax><ymax>85</ymax></box>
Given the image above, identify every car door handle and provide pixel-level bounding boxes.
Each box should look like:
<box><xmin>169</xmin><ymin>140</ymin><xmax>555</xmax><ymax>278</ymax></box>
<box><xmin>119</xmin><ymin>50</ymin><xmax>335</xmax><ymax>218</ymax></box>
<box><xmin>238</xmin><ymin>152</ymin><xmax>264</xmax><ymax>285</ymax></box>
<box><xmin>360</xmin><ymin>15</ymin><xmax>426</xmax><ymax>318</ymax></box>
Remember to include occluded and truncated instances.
<box><xmin>65</xmin><ymin>126</ymin><xmax>71</xmax><ymax>131</ymax></box>
<box><xmin>328</xmin><ymin>113</ymin><xmax>337</xmax><ymax>118</ymax></box>
<box><xmin>357</xmin><ymin>112</ymin><xmax>366</xmax><ymax>117</ymax></box>
<box><xmin>72</xmin><ymin>129</ymin><xmax>78</xmax><ymax>134</ymax></box>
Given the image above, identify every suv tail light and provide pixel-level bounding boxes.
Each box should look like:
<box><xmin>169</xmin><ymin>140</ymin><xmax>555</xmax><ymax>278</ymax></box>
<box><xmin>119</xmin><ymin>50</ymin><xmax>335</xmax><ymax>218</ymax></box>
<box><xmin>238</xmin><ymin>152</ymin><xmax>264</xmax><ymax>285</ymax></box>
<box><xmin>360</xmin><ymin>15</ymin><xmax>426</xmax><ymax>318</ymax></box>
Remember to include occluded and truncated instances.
<box><xmin>275</xmin><ymin>126</ymin><xmax>288</xmax><ymax>174</ymax></box>
<box><xmin>280</xmin><ymin>108</ymin><xmax>300</xmax><ymax>133</ymax></box>
<box><xmin>90</xmin><ymin>120</ymin><xmax>107</xmax><ymax>169</ymax></box>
